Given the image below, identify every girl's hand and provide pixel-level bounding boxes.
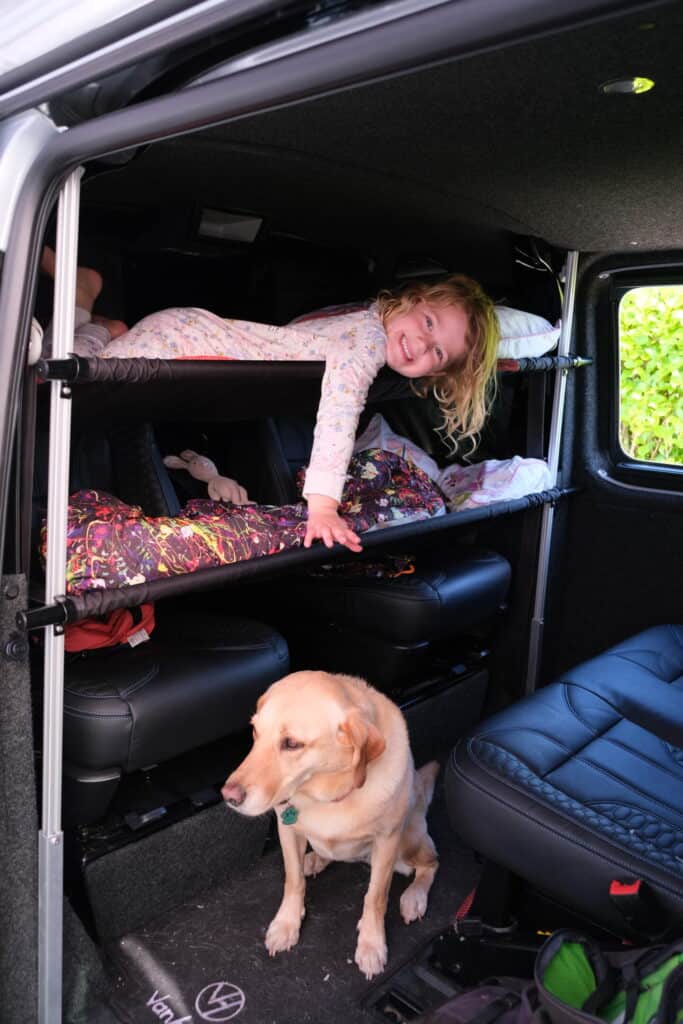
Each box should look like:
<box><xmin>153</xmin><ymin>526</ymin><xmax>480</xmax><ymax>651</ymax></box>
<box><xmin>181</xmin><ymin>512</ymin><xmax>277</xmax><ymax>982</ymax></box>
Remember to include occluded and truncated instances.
<box><xmin>304</xmin><ymin>494</ymin><xmax>363</xmax><ymax>553</ymax></box>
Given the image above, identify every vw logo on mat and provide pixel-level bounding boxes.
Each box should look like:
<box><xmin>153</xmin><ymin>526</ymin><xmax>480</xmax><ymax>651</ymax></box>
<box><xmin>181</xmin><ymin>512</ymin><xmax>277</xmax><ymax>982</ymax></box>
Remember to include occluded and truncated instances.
<box><xmin>195</xmin><ymin>981</ymin><xmax>246</xmax><ymax>1021</ymax></box>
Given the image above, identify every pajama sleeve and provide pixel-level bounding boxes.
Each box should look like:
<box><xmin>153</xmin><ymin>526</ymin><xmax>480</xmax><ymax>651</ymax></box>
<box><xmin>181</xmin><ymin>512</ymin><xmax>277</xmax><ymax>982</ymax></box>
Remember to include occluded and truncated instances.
<box><xmin>72</xmin><ymin>309</ymin><xmax>113</xmax><ymax>355</ymax></box>
<box><xmin>302</xmin><ymin>314</ymin><xmax>387</xmax><ymax>503</ymax></box>
<box><xmin>42</xmin><ymin>307</ymin><xmax>112</xmax><ymax>358</ymax></box>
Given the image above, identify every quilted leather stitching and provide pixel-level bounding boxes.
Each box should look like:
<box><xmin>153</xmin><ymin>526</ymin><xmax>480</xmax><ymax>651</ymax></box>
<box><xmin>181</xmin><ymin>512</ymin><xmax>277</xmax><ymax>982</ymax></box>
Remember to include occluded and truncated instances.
<box><xmin>451</xmin><ymin>754</ymin><xmax>683</xmax><ymax>901</ymax></box>
<box><xmin>592</xmin><ymin>801</ymin><xmax>683</xmax><ymax>862</ymax></box>
<box><xmin>475</xmin><ymin>723</ymin><xmax>683</xmax><ymax>828</ymax></box>
<box><xmin>471</xmin><ymin>739</ymin><xmax>683</xmax><ymax>877</ymax></box>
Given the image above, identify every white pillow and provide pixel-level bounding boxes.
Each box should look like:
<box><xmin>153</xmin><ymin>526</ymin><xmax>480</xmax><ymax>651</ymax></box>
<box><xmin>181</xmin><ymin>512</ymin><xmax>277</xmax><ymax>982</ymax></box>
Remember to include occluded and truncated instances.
<box><xmin>495</xmin><ymin>306</ymin><xmax>560</xmax><ymax>359</ymax></box>
<box><xmin>290</xmin><ymin>301</ymin><xmax>561</xmax><ymax>359</ymax></box>
<box><xmin>438</xmin><ymin>456</ymin><xmax>552</xmax><ymax>510</ymax></box>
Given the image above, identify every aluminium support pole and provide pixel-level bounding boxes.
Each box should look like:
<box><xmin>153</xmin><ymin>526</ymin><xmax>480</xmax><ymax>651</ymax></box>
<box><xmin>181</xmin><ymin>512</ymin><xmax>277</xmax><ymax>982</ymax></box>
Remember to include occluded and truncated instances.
<box><xmin>39</xmin><ymin>167</ymin><xmax>83</xmax><ymax>1024</ymax></box>
<box><xmin>524</xmin><ymin>250</ymin><xmax>579</xmax><ymax>695</ymax></box>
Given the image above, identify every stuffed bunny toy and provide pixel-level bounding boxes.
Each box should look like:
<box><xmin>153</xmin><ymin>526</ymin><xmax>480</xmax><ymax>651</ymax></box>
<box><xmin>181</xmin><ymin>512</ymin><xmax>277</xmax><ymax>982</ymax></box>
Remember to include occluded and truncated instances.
<box><xmin>163</xmin><ymin>450</ymin><xmax>251</xmax><ymax>504</ymax></box>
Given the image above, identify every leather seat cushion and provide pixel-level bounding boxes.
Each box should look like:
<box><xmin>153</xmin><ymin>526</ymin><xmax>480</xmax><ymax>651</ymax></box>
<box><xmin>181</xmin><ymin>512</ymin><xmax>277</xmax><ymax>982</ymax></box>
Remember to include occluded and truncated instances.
<box><xmin>446</xmin><ymin>624</ymin><xmax>683</xmax><ymax>934</ymax></box>
<box><xmin>275</xmin><ymin>547</ymin><xmax>511</xmax><ymax>645</ymax></box>
<box><xmin>64</xmin><ymin>613</ymin><xmax>289</xmax><ymax>773</ymax></box>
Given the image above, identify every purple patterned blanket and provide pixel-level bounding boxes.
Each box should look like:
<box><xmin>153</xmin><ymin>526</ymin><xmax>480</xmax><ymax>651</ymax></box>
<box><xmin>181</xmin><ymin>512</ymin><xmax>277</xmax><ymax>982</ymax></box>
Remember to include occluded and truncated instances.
<box><xmin>41</xmin><ymin>449</ymin><xmax>445</xmax><ymax>594</ymax></box>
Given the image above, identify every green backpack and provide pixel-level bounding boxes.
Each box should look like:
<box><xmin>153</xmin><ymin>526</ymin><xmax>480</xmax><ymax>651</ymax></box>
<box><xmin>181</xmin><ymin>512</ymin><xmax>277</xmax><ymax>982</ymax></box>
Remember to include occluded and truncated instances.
<box><xmin>535</xmin><ymin>931</ymin><xmax>683</xmax><ymax>1024</ymax></box>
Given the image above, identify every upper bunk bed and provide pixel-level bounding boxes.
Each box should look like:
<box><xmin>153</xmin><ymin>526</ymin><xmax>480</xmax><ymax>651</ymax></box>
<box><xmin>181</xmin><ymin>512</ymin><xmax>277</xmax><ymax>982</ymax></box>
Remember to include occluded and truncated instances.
<box><xmin>24</xmin><ymin>178</ymin><xmax>586</xmax><ymax>630</ymax></box>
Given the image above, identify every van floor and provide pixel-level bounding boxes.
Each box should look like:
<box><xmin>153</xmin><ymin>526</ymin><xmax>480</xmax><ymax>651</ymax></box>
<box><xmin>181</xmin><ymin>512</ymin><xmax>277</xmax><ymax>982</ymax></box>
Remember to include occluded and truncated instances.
<box><xmin>104</xmin><ymin>784</ymin><xmax>479</xmax><ymax>1024</ymax></box>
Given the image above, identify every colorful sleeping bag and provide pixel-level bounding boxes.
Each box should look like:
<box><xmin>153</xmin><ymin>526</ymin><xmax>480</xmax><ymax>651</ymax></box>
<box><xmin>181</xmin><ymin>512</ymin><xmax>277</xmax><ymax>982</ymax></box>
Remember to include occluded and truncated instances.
<box><xmin>42</xmin><ymin>450</ymin><xmax>445</xmax><ymax>594</ymax></box>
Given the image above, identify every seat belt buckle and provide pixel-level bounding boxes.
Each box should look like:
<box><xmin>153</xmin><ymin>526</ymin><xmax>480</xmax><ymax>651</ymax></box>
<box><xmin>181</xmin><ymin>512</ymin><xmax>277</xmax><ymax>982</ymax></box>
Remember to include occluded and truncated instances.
<box><xmin>609</xmin><ymin>878</ymin><xmax>666</xmax><ymax>937</ymax></box>
<box><xmin>453</xmin><ymin>915</ymin><xmax>484</xmax><ymax>938</ymax></box>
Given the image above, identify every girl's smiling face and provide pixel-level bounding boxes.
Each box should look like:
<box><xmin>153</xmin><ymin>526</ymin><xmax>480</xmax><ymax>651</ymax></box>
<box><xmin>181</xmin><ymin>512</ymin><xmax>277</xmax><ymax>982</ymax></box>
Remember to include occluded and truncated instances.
<box><xmin>384</xmin><ymin>300</ymin><xmax>468</xmax><ymax>378</ymax></box>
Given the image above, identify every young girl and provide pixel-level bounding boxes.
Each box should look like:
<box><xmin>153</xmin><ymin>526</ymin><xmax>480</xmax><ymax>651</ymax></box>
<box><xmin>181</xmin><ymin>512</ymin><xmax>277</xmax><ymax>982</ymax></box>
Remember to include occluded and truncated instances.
<box><xmin>42</xmin><ymin>248</ymin><xmax>499</xmax><ymax>553</ymax></box>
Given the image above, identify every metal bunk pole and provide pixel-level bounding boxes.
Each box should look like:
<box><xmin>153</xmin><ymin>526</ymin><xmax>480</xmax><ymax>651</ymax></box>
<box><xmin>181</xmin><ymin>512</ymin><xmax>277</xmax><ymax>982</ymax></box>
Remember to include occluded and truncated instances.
<box><xmin>524</xmin><ymin>249</ymin><xmax>579</xmax><ymax>695</ymax></box>
<box><xmin>39</xmin><ymin>167</ymin><xmax>83</xmax><ymax>1024</ymax></box>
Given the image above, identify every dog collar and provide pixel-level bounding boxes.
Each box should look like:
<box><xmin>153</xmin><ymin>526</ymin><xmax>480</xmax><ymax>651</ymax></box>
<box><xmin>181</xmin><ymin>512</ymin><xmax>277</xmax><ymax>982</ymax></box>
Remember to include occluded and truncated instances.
<box><xmin>280</xmin><ymin>779</ymin><xmax>355</xmax><ymax>823</ymax></box>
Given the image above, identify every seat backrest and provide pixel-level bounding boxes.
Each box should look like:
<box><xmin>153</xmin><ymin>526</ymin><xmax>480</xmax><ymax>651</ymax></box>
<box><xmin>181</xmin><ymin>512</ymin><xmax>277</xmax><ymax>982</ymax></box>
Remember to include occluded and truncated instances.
<box><xmin>107</xmin><ymin>423</ymin><xmax>181</xmax><ymax>516</ymax></box>
<box><xmin>34</xmin><ymin>422</ymin><xmax>180</xmax><ymax>543</ymax></box>
<box><xmin>210</xmin><ymin>417</ymin><xmax>309</xmax><ymax>506</ymax></box>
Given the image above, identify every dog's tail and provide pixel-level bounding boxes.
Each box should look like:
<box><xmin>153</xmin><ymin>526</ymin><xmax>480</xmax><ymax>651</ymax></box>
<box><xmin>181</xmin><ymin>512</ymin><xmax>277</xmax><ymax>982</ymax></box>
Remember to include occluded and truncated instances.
<box><xmin>415</xmin><ymin>760</ymin><xmax>440</xmax><ymax>812</ymax></box>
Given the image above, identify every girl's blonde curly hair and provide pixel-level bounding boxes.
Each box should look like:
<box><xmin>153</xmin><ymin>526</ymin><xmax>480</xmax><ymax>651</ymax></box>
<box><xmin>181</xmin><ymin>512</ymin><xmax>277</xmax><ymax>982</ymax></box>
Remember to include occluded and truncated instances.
<box><xmin>376</xmin><ymin>274</ymin><xmax>499</xmax><ymax>455</ymax></box>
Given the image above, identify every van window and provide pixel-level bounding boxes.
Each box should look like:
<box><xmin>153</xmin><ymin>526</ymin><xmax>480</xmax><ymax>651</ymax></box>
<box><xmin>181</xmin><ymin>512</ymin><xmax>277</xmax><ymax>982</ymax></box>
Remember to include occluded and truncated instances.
<box><xmin>618</xmin><ymin>284</ymin><xmax>683</xmax><ymax>466</ymax></box>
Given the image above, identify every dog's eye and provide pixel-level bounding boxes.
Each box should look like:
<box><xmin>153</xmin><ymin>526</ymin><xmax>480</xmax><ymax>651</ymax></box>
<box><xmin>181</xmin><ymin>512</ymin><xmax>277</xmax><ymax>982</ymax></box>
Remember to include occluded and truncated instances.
<box><xmin>280</xmin><ymin>737</ymin><xmax>303</xmax><ymax>751</ymax></box>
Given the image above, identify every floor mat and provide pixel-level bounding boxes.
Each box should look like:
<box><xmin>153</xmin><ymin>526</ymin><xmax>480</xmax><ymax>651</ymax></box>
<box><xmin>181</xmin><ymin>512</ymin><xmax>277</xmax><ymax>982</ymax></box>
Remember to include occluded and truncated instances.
<box><xmin>105</xmin><ymin>786</ymin><xmax>478</xmax><ymax>1024</ymax></box>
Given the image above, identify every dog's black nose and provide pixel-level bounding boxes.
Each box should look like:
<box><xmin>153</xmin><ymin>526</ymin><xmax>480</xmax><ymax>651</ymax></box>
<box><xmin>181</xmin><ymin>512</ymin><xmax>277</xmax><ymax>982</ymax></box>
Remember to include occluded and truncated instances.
<box><xmin>222</xmin><ymin>781</ymin><xmax>246</xmax><ymax>806</ymax></box>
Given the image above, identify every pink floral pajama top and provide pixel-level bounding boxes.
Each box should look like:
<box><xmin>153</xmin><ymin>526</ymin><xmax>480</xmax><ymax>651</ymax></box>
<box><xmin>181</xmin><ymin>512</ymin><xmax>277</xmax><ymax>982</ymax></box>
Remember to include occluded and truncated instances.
<box><xmin>71</xmin><ymin>305</ymin><xmax>389</xmax><ymax>504</ymax></box>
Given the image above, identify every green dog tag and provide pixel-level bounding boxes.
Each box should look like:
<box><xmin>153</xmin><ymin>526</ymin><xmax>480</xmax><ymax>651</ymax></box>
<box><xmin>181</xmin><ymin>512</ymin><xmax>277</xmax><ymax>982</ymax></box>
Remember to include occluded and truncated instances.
<box><xmin>281</xmin><ymin>805</ymin><xmax>299</xmax><ymax>825</ymax></box>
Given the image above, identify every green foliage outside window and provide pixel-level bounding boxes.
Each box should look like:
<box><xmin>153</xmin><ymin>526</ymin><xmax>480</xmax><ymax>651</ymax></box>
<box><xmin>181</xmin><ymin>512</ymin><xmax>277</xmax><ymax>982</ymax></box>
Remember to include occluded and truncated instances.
<box><xmin>619</xmin><ymin>285</ymin><xmax>683</xmax><ymax>465</ymax></box>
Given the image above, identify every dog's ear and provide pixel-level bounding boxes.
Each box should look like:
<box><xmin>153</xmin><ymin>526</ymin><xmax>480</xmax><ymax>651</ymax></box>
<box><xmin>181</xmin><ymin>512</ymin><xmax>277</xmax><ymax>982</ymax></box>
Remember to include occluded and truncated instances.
<box><xmin>338</xmin><ymin>708</ymin><xmax>386</xmax><ymax>788</ymax></box>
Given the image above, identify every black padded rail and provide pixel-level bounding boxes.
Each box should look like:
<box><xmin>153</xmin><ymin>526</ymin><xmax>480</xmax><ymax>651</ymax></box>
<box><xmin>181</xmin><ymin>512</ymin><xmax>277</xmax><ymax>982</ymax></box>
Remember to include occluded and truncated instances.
<box><xmin>38</xmin><ymin>356</ymin><xmax>326</xmax><ymax>384</ymax></box>
<box><xmin>20</xmin><ymin>486</ymin><xmax>570</xmax><ymax>628</ymax></box>
<box><xmin>37</xmin><ymin>358</ymin><xmax>413</xmax><ymax>423</ymax></box>
<box><xmin>498</xmin><ymin>354</ymin><xmax>592</xmax><ymax>372</ymax></box>
<box><xmin>36</xmin><ymin>355</ymin><xmax>591</xmax><ymax>424</ymax></box>
<box><xmin>39</xmin><ymin>354</ymin><xmax>592</xmax><ymax>383</ymax></box>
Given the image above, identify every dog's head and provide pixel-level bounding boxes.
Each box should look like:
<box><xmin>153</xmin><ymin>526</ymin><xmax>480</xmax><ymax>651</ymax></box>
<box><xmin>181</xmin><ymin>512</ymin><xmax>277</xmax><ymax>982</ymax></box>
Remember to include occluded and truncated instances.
<box><xmin>222</xmin><ymin>671</ymin><xmax>386</xmax><ymax>816</ymax></box>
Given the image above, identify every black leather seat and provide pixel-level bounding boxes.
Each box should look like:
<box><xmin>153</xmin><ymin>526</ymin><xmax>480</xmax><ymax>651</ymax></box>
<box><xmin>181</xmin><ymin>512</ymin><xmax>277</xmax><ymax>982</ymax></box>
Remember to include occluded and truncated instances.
<box><xmin>63</xmin><ymin>609</ymin><xmax>289</xmax><ymax>825</ymax></box>
<box><xmin>264</xmin><ymin>546</ymin><xmax>511</xmax><ymax>688</ymax></box>
<box><xmin>446</xmin><ymin>624</ymin><xmax>683</xmax><ymax>935</ymax></box>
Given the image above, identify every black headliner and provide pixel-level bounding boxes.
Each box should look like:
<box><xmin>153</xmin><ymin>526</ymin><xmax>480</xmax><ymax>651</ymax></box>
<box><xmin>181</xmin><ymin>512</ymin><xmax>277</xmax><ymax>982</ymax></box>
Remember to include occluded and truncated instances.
<box><xmin>82</xmin><ymin>1</ymin><xmax>683</xmax><ymax>254</ymax></box>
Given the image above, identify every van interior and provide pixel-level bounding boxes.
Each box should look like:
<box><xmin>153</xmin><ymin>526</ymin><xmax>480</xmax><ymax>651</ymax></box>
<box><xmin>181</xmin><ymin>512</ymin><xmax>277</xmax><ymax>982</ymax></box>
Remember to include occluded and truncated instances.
<box><xmin>1</xmin><ymin>1</ymin><xmax>682</xmax><ymax>1022</ymax></box>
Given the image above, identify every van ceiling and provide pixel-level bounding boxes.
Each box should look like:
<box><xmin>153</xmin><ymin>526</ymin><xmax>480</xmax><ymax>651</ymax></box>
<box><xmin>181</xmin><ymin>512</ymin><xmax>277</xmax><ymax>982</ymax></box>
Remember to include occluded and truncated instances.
<box><xmin>82</xmin><ymin>1</ymin><xmax>683</xmax><ymax>253</ymax></box>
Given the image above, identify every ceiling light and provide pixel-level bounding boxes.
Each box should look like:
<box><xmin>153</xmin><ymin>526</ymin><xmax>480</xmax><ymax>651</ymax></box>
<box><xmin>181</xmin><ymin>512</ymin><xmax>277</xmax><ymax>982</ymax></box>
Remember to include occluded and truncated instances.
<box><xmin>599</xmin><ymin>77</ymin><xmax>655</xmax><ymax>95</ymax></box>
<box><xmin>198</xmin><ymin>209</ymin><xmax>263</xmax><ymax>243</ymax></box>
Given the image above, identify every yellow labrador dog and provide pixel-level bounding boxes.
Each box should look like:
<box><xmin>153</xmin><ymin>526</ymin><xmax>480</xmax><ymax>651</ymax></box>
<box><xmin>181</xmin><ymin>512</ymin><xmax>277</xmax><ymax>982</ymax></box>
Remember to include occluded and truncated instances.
<box><xmin>222</xmin><ymin>670</ymin><xmax>439</xmax><ymax>979</ymax></box>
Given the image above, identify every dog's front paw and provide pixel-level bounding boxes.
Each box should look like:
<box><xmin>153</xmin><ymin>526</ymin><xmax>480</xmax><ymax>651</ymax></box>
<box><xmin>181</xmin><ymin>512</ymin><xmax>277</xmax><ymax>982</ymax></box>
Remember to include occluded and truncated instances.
<box><xmin>354</xmin><ymin>935</ymin><xmax>387</xmax><ymax>979</ymax></box>
<box><xmin>400</xmin><ymin>884</ymin><xmax>428</xmax><ymax>923</ymax></box>
<box><xmin>265</xmin><ymin>914</ymin><xmax>302</xmax><ymax>956</ymax></box>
